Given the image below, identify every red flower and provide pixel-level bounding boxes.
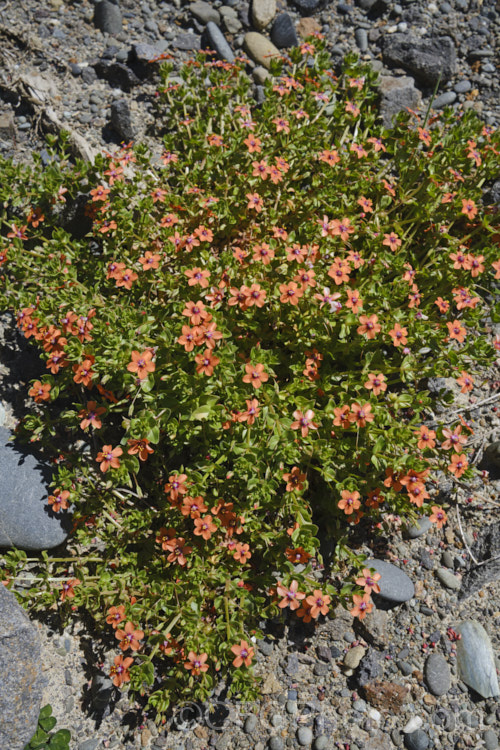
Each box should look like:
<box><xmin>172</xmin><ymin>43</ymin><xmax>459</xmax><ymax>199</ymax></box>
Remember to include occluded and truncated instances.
<box><xmin>127</xmin><ymin>438</ymin><xmax>154</xmax><ymax>461</ymax></box>
<box><xmin>106</xmin><ymin>605</ymin><xmax>126</xmax><ymax>629</ymax></box>
<box><xmin>193</xmin><ymin>515</ymin><xmax>217</xmax><ymax>540</ymax></box>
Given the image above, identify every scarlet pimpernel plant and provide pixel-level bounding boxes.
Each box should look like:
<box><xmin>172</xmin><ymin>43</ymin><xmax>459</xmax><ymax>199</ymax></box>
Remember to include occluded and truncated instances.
<box><xmin>0</xmin><ymin>38</ymin><xmax>499</xmax><ymax>717</ymax></box>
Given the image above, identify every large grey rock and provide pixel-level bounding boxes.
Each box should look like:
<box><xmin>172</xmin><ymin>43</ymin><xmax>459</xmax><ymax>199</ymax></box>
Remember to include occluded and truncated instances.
<box><xmin>191</xmin><ymin>0</ymin><xmax>221</xmax><ymax>25</ymax></box>
<box><xmin>0</xmin><ymin>427</ymin><xmax>71</xmax><ymax>550</ymax></box>
<box><xmin>0</xmin><ymin>585</ymin><xmax>44</xmax><ymax>749</ymax></box>
<box><xmin>363</xmin><ymin>559</ymin><xmax>414</xmax><ymax>603</ymax></box>
<box><xmin>110</xmin><ymin>99</ymin><xmax>135</xmax><ymax>142</ymax></box>
<box><xmin>424</xmin><ymin>653</ymin><xmax>451</xmax><ymax>696</ymax></box>
<box><xmin>203</xmin><ymin>22</ymin><xmax>235</xmax><ymax>63</ymax></box>
<box><xmin>271</xmin><ymin>13</ymin><xmax>298</xmax><ymax>48</ymax></box>
<box><xmin>383</xmin><ymin>34</ymin><xmax>456</xmax><ymax>87</ymax></box>
<box><xmin>243</xmin><ymin>32</ymin><xmax>281</xmax><ymax>69</ymax></box>
<box><xmin>251</xmin><ymin>0</ymin><xmax>276</xmax><ymax>30</ymax></box>
<box><xmin>378</xmin><ymin>75</ymin><xmax>421</xmax><ymax>128</ymax></box>
<box><xmin>455</xmin><ymin>621</ymin><xmax>500</xmax><ymax>698</ymax></box>
<box><xmin>94</xmin><ymin>1</ymin><xmax>122</xmax><ymax>35</ymax></box>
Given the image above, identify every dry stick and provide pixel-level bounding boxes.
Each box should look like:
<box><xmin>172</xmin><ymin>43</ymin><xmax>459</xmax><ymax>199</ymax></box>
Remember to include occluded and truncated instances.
<box><xmin>426</xmin><ymin>392</ymin><xmax>500</xmax><ymax>427</ymax></box>
<box><xmin>455</xmin><ymin>503</ymin><xmax>479</xmax><ymax>566</ymax></box>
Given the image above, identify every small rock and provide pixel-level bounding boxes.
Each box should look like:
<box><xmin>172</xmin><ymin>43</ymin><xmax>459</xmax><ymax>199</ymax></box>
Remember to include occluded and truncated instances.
<box><xmin>397</xmin><ymin>661</ymin><xmax>413</xmax><ymax>676</ymax></box>
<box><xmin>432</xmin><ymin>91</ymin><xmax>457</xmax><ymax>108</ymax></box>
<box><xmin>378</xmin><ymin>76</ymin><xmax>421</xmax><ymax>129</ymax></box>
<box><xmin>441</xmin><ymin>551</ymin><xmax>454</xmax><ymax>568</ymax></box>
<box><xmin>0</xmin><ymin>586</ymin><xmax>44</xmax><ymax>749</ymax></box>
<box><xmin>424</xmin><ymin>653</ymin><xmax>450</xmax><ymax>696</ymax></box>
<box><xmin>269</xmin><ymin>738</ymin><xmax>285</xmax><ymax>750</ymax></box>
<box><xmin>243</xmin><ymin>32</ymin><xmax>281</xmax><ymax>69</ymax></box>
<box><xmin>110</xmin><ymin>99</ymin><xmax>135</xmax><ymax>142</ymax></box>
<box><xmin>252</xmin><ymin>66</ymin><xmax>269</xmax><ymax>85</ymax></box>
<box><xmin>0</xmin><ymin>427</ymin><xmax>70</xmax><ymax>550</ymax></box>
<box><xmin>291</xmin><ymin>0</ymin><xmax>321</xmax><ymax>14</ymax></box>
<box><xmin>244</xmin><ymin>715</ymin><xmax>258</xmax><ymax>734</ymax></box>
<box><xmin>403</xmin><ymin>717</ymin><xmax>423</xmax><ymax>733</ymax></box>
<box><xmin>296</xmin><ymin>17</ymin><xmax>322</xmax><ymax>37</ymax></box>
<box><xmin>316</xmin><ymin>644</ymin><xmax>332</xmax><ymax>662</ymax></box>
<box><xmin>344</xmin><ymin>645</ymin><xmax>366</xmax><ymax>670</ymax></box>
<box><xmin>357</xmin><ymin>607</ymin><xmax>389</xmax><ymax>648</ymax></box>
<box><xmin>363</xmin><ymin>681</ymin><xmax>408</xmax><ymax>713</ymax></box>
<box><xmin>355</xmin><ymin>28</ymin><xmax>368</xmax><ymax>51</ymax></box>
<box><xmin>454</xmin><ymin>80</ymin><xmax>472</xmax><ymax>93</ymax></box>
<box><xmin>483</xmin><ymin>729</ymin><xmax>499</xmax><ymax>750</ymax></box>
<box><xmin>436</xmin><ymin>568</ymin><xmax>461</xmax><ymax>591</ymax></box>
<box><xmin>404</xmin><ymin>517</ymin><xmax>432</xmax><ymax>539</ymax></box>
<box><xmin>262</xmin><ymin>671</ymin><xmax>281</xmax><ymax>694</ymax></box>
<box><xmin>251</xmin><ymin>0</ymin><xmax>276</xmax><ymax>30</ymax></box>
<box><xmin>93</xmin><ymin>60</ymin><xmax>140</xmax><ymax>91</ymax></box>
<box><xmin>404</xmin><ymin>730</ymin><xmax>429</xmax><ymax>750</ymax></box>
<box><xmin>271</xmin><ymin>13</ymin><xmax>298</xmax><ymax>48</ymax></box>
<box><xmin>191</xmin><ymin>0</ymin><xmax>221</xmax><ymax>25</ymax></box>
<box><xmin>79</xmin><ymin>740</ymin><xmax>101</xmax><ymax>750</ymax></box>
<box><xmin>364</xmin><ymin>559</ymin><xmax>414</xmax><ymax>603</ymax></box>
<box><xmin>456</xmin><ymin>621</ymin><xmax>500</xmax><ymax>698</ymax></box>
<box><xmin>203</xmin><ymin>22</ymin><xmax>235</xmax><ymax>62</ymax></box>
<box><xmin>383</xmin><ymin>34</ymin><xmax>456</xmax><ymax>86</ymax></box>
<box><xmin>297</xmin><ymin>727</ymin><xmax>313</xmax><ymax>746</ymax></box>
<box><xmin>94</xmin><ymin>1</ymin><xmax>122</xmax><ymax>35</ymax></box>
<box><xmin>173</xmin><ymin>33</ymin><xmax>201</xmax><ymax>51</ymax></box>
<box><xmin>313</xmin><ymin>738</ymin><xmax>329</xmax><ymax>750</ymax></box>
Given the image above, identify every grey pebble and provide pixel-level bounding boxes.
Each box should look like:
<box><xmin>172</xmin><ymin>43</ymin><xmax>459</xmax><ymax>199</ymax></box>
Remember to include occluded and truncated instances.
<box><xmin>286</xmin><ymin>700</ymin><xmax>298</xmax><ymax>714</ymax></box>
<box><xmin>203</xmin><ymin>21</ymin><xmax>235</xmax><ymax>62</ymax></box>
<box><xmin>355</xmin><ymin>27</ymin><xmax>368</xmax><ymax>51</ymax></box>
<box><xmin>436</xmin><ymin>567</ymin><xmax>461</xmax><ymax>590</ymax></box>
<box><xmin>244</xmin><ymin>715</ymin><xmax>258</xmax><ymax>734</ymax></box>
<box><xmin>405</xmin><ymin>517</ymin><xmax>432</xmax><ymax>539</ymax></box>
<box><xmin>79</xmin><ymin>740</ymin><xmax>101</xmax><ymax>750</ymax></box>
<box><xmin>404</xmin><ymin>729</ymin><xmax>429</xmax><ymax>750</ymax></box>
<box><xmin>424</xmin><ymin>652</ymin><xmax>451</xmax><ymax>695</ymax></box>
<box><xmin>454</xmin><ymin>79</ymin><xmax>472</xmax><ymax>93</ymax></box>
<box><xmin>433</xmin><ymin>91</ymin><xmax>457</xmax><ymax>108</ymax></box>
<box><xmin>398</xmin><ymin>660</ymin><xmax>414</xmax><ymax>676</ymax></box>
<box><xmin>483</xmin><ymin>729</ymin><xmax>499</xmax><ymax>750</ymax></box>
<box><xmin>441</xmin><ymin>551</ymin><xmax>454</xmax><ymax>568</ymax></box>
<box><xmin>313</xmin><ymin>662</ymin><xmax>330</xmax><ymax>676</ymax></box>
<box><xmin>297</xmin><ymin>727</ymin><xmax>313</xmax><ymax>746</ymax></box>
<box><xmin>313</xmin><ymin>738</ymin><xmax>329</xmax><ymax>750</ymax></box>
<box><xmin>269</xmin><ymin>738</ymin><xmax>285</xmax><ymax>750</ymax></box>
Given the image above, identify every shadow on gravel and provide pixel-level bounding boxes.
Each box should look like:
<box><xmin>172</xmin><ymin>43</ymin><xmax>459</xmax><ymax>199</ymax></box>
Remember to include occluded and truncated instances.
<box><xmin>459</xmin><ymin>519</ymin><xmax>500</xmax><ymax>600</ymax></box>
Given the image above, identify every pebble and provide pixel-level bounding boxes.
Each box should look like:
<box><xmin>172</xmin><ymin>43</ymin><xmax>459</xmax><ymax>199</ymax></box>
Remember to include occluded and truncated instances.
<box><xmin>355</xmin><ymin>27</ymin><xmax>368</xmax><ymax>51</ymax></box>
<box><xmin>313</xmin><ymin>738</ymin><xmax>329</xmax><ymax>750</ymax></box>
<box><xmin>432</xmin><ymin>91</ymin><xmax>457</xmax><ymax>108</ymax></box>
<box><xmin>404</xmin><ymin>730</ymin><xmax>429</xmax><ymax>750</ymax></box>
<box><xmin>483</xmin><ymin>730</ymin><xmax>499</xmax><ymax>750</ymax></box>
<box><xmin>251</xmin><ymin>0</ymin><xmax>276</xmax><ymax>30</ymax></box>
<box><xmin>441</xmin><ymin>551</ymin><xmax>454</xmax><ymax>568</ymax></box>
<box><xmin>269</xmin><ymin>737</ymin><xmax>285</xmax><ymax>750</ymax></box>
<box><xmin>404</xmin><ymin>517</ymin><xmax>432</xmax><ymax>539</ymax></box>
<box><xmin>454</xmin><ymin>79</ymin><xmax>472</xmax><ymax>93</ymax></box>
<box><xmin>424</xmin><ymin>652</ymin><xmax>451</xmax><ymax>697</ymax></box>
<box><xmin>244</xmin><ymin>715</ymin><xmax>258</xmax><ymax>733</ymax></box>
<box><xmin>243</xmin><ymin>31</ymin><xmax>281</xmax><ymax>68</ymax></box>
<box><xmin>292</xmin><ymin>0</ymin><xmax>322</xmax><ymax>13</ymax></box>
<box><xmin>191</xmin><ymin>0</ymin><xmax>221</xmax><ymax>25</ymax></box>
<box><xmin>297</xmin><ymin>727</ymin><xmax>313</xmax><ymax>746</ymax></box>
<box><xmin>364</xmin><ymin>559</ymin><xmax>415</xmax><ymax>603</ymax></box>
<box><xmin>436</xmin><ymin>567</ymin><xmax>461</xmax><ymax>590</ymax></box>
<box><xmin>204</xmin><ymin>21</ymin><xmax>235</xmax><ymax>62</ymax></box>
<box><xmin>93</xmin><ymin>1</ymin><xmax>122</xmax><ymax>35</ymax></box>
<box><xmin>403</xmin><ymin>717</ymin><xmax>423</xmax><ymax>733</ymax></box>
<box><xmin>456</xmin><ymin>620</ymin><xmax>500</xmax><ymax>698</ymax></box>
<box><xmin>271</xmin><ymin>13</ymin><xmax>299</xmax><ymax>48</ymax></box>
<box><xmin>343</xmin><ymin>645</ymin><xmax>366</xmax><ymax>669</ymax></box>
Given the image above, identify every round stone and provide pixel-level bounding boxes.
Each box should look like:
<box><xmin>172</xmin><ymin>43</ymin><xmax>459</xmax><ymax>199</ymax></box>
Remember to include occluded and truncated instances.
<box><xmin>424</xmin><ymin>653</ymin><xmax>451</xmax><ymax>696</ymax></box>
<box><xmin>244</xmin><ymin>715</ymin><xmax>258</xmax><ymax>733</ymax></box>
<box><xmin>404</xmin><ymin>517</ymin><xmax>432</xmax><ymax>539</ymax></box>
<box><xmin>269</xmin><ymin>737</ymin><xmax>285</xmax><ymax>750</ymax></box>
<box><xmin>297</xmin><ymin>727</ymin><xmax>313</xmax><ymax>746</ymax></box>
<box><xmin>436</xmin><ymin>568</ymin><xmax>461</xmax><ymax>590</ymax></box>
<box><xmin>404</xmin><ymin>729</ymin><xmax>430</xmax><ymax>750</ymax></box>
<box><xmin>363</xmin><ymin>559</ymin><xmax>414</xmax><ymax>603</ymax></box>
<box><xmin>343</xmin><ymin>645</ymin><xmax>366</xmax><ymax>669</ymax></box>
<box><xmin>483</xmin><ymin>729</ymin><xmax>499</xmax><ymax>750</ymax></box>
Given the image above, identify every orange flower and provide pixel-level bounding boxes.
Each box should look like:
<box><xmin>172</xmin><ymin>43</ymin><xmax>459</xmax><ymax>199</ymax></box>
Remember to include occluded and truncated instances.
<box><xmin>272</xmin><ymin>117</ymin><xmax>290</xmax><ymax>133</ymax></box>
<box><xmin>237</xmin><ymin>398</ymin><xmax>260</xmax><ymax>425</ymax></box>
<box><xmin>233</xmin><ymin>543</ymin><xmax>252</xmax><ymax>563</ymax></box>
<box><xmin>414</xmin><ymin>425</ymin><xmax>436</xmax><ymax>450</ymax></box>
<box><xmin>363</xmin><ymin>373</ymin><xmax>386</xmax><ymax>396</ymax></box>
<box><xmin>461</xmin><ymin>199</ymin><xmax>477</xmax><ymax>220</ymax></box>
<box><xmin>349</xmin><ymin>402</ymin><xmax>374</xmax><ymax>428</ymax></box>
<box><xmin>184</xmin><ymin>651</ymin><xmax>209</xmax><ymax>676</ymax></box>
<box><xmin>60</xmin><ymin>578</ymin><xmax>80</xmax><ymax>602</ymax></box>
<box><xmin>127</xmin><ymin>438</ymin><xmax>154</xmax><ymax>461</ymax></box>
<box><xmin>429</xmin><ymin>505</ymin><xmax>448</xmax><ymax>529</ymax></box>
<box><xmin>346</xmin><ymin>289</ymin><xmax>363</xmax><ymax>313</ymax></box>
<box><xmin>48</xmin><ymin>489</ymin><xmax>70</xmax><ymax>512</ymax></box>
<box><xmin>350</xmin><ymin>593</ymin><xmax>373</xmax><ymax>620</ymax></box>
<box><xmin>252</xmin><ymin>160</ymin><xmax>271</xmax><ymax>179</ymax></box>
<box><xmin>328</xmin><ymin>261</ymin><xmax>351</xmax><ymax>285</ymax></box>
<box><xmin>291</xmin><ymin>409</ymin><xmax>319</xmax><ymax>438</ymax></box>
<box><xmin>127</xmin><ymin>350</ymin><xmax>155</xmax><ymax>380</ymax></box>
<box><xmin>78</xmin><ymin>401</ymin><xmax>106</xmax><ymax>430</ymax></box>
<box><xmin>185</xmin><ymin>267</ymin><xmax>210</xmax><ymax>287</ymax></box>
<box><xmin>285</xmin><ymin>547</ymin><xmax>311</xmax><ymax>564</ymax></box>
<box><xmin>90</xmin><ymin>185</ymin><xmax>110</xmax><ymax>202</ymax></box>
<box><xmin>388</xmin><ymin>323</ymin><xmax>408</xmax><ymax>346</ymax></box>
<box><xmin>106</xmin><ymin>605</ymin><xmax>126</xmax><ymax>629</ymax></box>
<box><xmin>329</xmin><ymin>218</ymin><xmax>354</xmax><ymax>242</ymax></box>
<box><xmin>446</xmin><ymin>320</ymin><xmax>467</xmax><ymax>343</ymax></box>
<box><xmin>338</xmin><ymin>489</ymin><xmax>361</xmax><ymax>515</ymax></box>
<box><xmin>181</xmin><ymin>496</ymin><xmax>208</xmax><ymax>518</ymax></box>
<box><xmin>193</xmin><ymin>514</ymin><xmax>217</xmax><ymax>540</ymax></box>
<box><xmin>355</xmin><ymin>568</ymin><xmax>381</xmax><ymax>595</ymax></box>
<box><xmin>165</xmin><ymin>537</ymin><xmax>192</xmax><ymax>566</ymax></box>
<box><xmin>456</xmin><ymin>371</ymin><xmax>473</xmax><ymax>393</ymax></box>
<box><xmin>115</xmin><ymin>269</ymin><xmax>138</xmax><ymax>289</ymax></box>
<box><xmin>178</xmin><ymin>325</ymin><xmax>200</xmax><ymax>352</ymax></box>
<box><xmin>115</xmin><ymin>621</ymin><xmax>144</xmax><ymax>651</ymax></box>
<box><xmin>441</xmin><ymin>426</ymin><xmax>467</xmax><ymax>452</ymax></box>
<box><xmin>276</xmin><ymin>580</ymin><xmax>305</xmax><ymax>610</ymax></box>
<box><xmin>109</xmin><ymin>654</ymin><xmax>134</xmax><ymax>688</ymax></box>
<box><xmin>383</xmin><ymin>232</ymin><xmax>402</xmax><ymax>252</ymax></box>
<box><xmin>333</xmin><ymin>405</ymin><xmax>351</xmax><ymax>428</ymax></box>
<box><xmin>448</xmin><ymin>453</ymin><xmax>468</xmax><ymax>478</ymax></box>
<box><xmin>73</xmin><ymin>357</ymin><xmax>96</xmax><ymax>386</ymax></box>
<box><xmin>96</xmin><ymin>445</ymin><xmax>123</xmax><ymax>473</ymax></box>
<box><xmin>195</xmin><ymin>349</ymin><xmax>220</xmax><ymax>376</ymax></box>
<box><xmin>357</xmin><ymin>314</ymin><xmax>381</xmax><ymax>339</ymax></box>
<box><xmin>252</xmin><ymin>243</ymin><xmax>274</xmax><ymax>265</ymax></box>
<box><xmin>305</xmin><ymin>590</ymin><xmax>331</xmax><ymax>618</ymax></box>
<box><xmin>244</xmin><ymin>135</ymin><xmax>261</xmax><ymax>153</ymax></box>
<box><xmin>435</xmin><ymin>297</ymin><xmax>450</xmax><ymax>313</ymax></box>
<box><xmin>279</xmin><ymin>282</ymin><xmax>304</xmax><ymax>305</ymax></box>
<box><xmin>242</xmin><ymin>363</ymin><xmax>268</xmax><ymax>389</ymax></box>
<box><xmin>246</xmin><ymin>193</ymin><xmax>264</xmax><ymax>212</ymax></box>
<box><xmin>29</xmin><ymin>380</ymin><xmax>51</xmax><ymax>402</ymax></box>
<box><xmin>164</xmin><ymin>474</ymin><xmax>188</xmax><ymax>501</ymax></box>
<box><xmin>182</xmin><ymin>300</ymin><xmax>208</xmax><ymax>326</ymax></box>
<box><xmin>283</xmin><ymin>467</ymin><xmax>306</xmax><ymax>492</ymax></box>
<box><xmin>231</xmin><ymin>640</ymin><xmax>254</xmax><ymax>668</ymax></box>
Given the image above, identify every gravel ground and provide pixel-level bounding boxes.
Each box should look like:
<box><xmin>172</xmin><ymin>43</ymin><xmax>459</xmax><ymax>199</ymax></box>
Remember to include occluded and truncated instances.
<box><xmin>0</xmin><ymin>0</ymin><xmax>499</xmax><ymax>748</ymax></box>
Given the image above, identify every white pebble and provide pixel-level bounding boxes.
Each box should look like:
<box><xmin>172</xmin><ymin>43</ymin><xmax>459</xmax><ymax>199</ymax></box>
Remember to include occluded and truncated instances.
<box><xmin>403</xmin><ymin>716</ymin><xmax>423</xmax><ymax>734</ymax></box>
<box><xmin>368</xmin><ymin>708</ymin><xmax>382</xmax><ymax>723</ymax></box>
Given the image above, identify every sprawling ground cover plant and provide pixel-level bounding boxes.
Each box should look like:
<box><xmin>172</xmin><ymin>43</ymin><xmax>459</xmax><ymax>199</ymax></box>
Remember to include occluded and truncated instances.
<box><xmin>0</xmin><ymin>38</ymin><xmax>499</xmax><ymax>715</ymax></box>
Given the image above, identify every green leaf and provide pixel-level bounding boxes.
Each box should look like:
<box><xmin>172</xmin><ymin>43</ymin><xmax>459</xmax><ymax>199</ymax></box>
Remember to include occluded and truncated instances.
<box><xmin>39</xmin><ymin>717</ymin><xmax>57</xmax><ymax>732</ymax></box>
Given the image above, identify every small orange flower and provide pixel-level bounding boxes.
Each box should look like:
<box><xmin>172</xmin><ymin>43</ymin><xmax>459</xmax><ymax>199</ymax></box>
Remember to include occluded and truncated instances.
<box><xmin>429</xmin><ymin>505</ymin><xmax>448</xmax><ymax>529</ymax></box>
<box><xmin>60</xmin><ymin>578</ymin><xmax>80</xmax><ymax>602</ymax></box>
<box><xmin>350</xmin><ymin>593</ymin><xmax>373</xmax><ymax>620</ymax></box>
<box><xmin>349</xmin><ymin>402</ymin><xmax>374</xmax><ymax>428</ymax></box>
<box><xmin>355</xmin><ymin>568</ymin><xmax>381</xmax><ymax>595</ymax></box>
<box><xmin>29</xmin><ymin>380</ymin><xmax>51</xmax><ymax>402</ymax></box>
<box><xmin>279</xmin><ymin>282</ymin><xmax>304</xmax><ymax>305</ymax></box>
<box><xmin>90</xmin><ymin>185</ymin><xmax>110</xmax><ymax>202</ymax></box>
<box><xmin>127</xmin><ymin>350</ymin><xmax>155</xmax><ymax>380</ymax></box>
<box><xmin>414</xmin><ymin>425</ymin><xmax>436</xmax><ymax>450</ymax></box>
<box><xmin>237</xmin><ymin>398</ymin><xmax>260</xmax><ymax>425</ymax></box>
<box><xmin>109</xmin><ymin>654</ymin><xmax>134</xmax><ymax>688</ymax></box>
<box><xmin>446</xmin><ymin>320</ymin><xmax>467</xmax><ymax>343</ymax></box>
<box><xmin>357</xmin><ymin>314</ymin><xmax>381</xmax><ymax>340</ymax></box>
<box><xmin>283</xmin><ymin>467</ymin><xmax>306</xmax><ymax>492</ymax></box>
<box><xmin>338</xmin><ymin>489</ymin><xmax>361</xmax><ymax>515</ymax></box>
<box><xmin>383</xmin><ymin>232</ymin><xmax>402</xmax><ymax>252</ymax></box>
<box><xmin>185</xmin><ymin>267</ymin><xmax>211</xmax><ymax>288</ymax></box>
<box><xmin>231</xmin><ymin>640</ymin><xmax>254</xmax><ymax>668</ymax></box>
<box><xmin>456</xmin><ymin>371</ymin><xmax>473</xmax><ymax>393</ymax></box>
<box><xmin>461</xmin><ymin>199</ymin><xmax>477</xmax><ymax>220</ymax></box>
<box><xmin>276</xmin><ymin>580</ymin><xmax>305</xmax><ymax>610</ymax></box>
<box><xmin>48</xmin><ymin>489</ymin><xmax>70</xmax><ymax>512</ymax></box>
<box><xmin>96</xmin><ymin>445</ymin><xmax>123</xmax><ymax>473</ymax></box>
<box><xmin>363</xmin><ymin>373</ymin><xmax>387</xmax><ymax>396</ymax></box>
<box><xmin>106</xmin><ymin>605</ymin><xmax>126</xmax><ymax>629</ymax></box>
<box><xmin>184</xmin><ymin>651</ymin><xmax>209</xmax><ymax>676</ymax></box>
<box><xmin>285</xmin><ymin>547</ymin><xmax>311</xmax><ymax>564</ymax></box>
<box><xmin>441</xmin><ymin>426</ymin><xmax>467</xmax><ymax>452</ymax></box>
<box><xmin>233</xmin><ymin>543</ymin><xmax>252</xmax><ymax>563</ymax></box>
<box><xmin>242</xmin><ymin>363</ymin><xmax>268</xmax><ymax>389</ymax></box>
<box><xmin>115</xmin><ymin>621</ymin><xmax>144</xmax><ymax>651</ymax></box>
<box><xmin>305</xmin><ymin>590</ymin><xmax>331</xmax><ymax>618</ymax></box>
<box><xmin>127</xmin><ymin>438</ymin><xmax>154</xmax><ymax>461</ymax></box>
<box><xmin>448</xmin><ymin>453</ymin><xmax>468</xmax><ymax>477</ymax></box>
<box><xmin>78</xmin><ymin>401</ymin><xmax>106</xmax><ymax>430</ymax></box>
<box><xmin>291</xmin><ymin>409</ymin><xmax>319</xmax><ymax>438</ymax></box>
<box><xmin>388</xmin><ymin>323</ymin><xmax>408</xmax><ymax>347</ymax></box>
<box><xmin>194</xmin><ymin>349</ymin><xmax>220</xmax><ymax>376</ymax></box>
<box><xmin>193</xmin><ymin>514</ymin><xmax>217</xmax><ymax>540</ymax></box>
